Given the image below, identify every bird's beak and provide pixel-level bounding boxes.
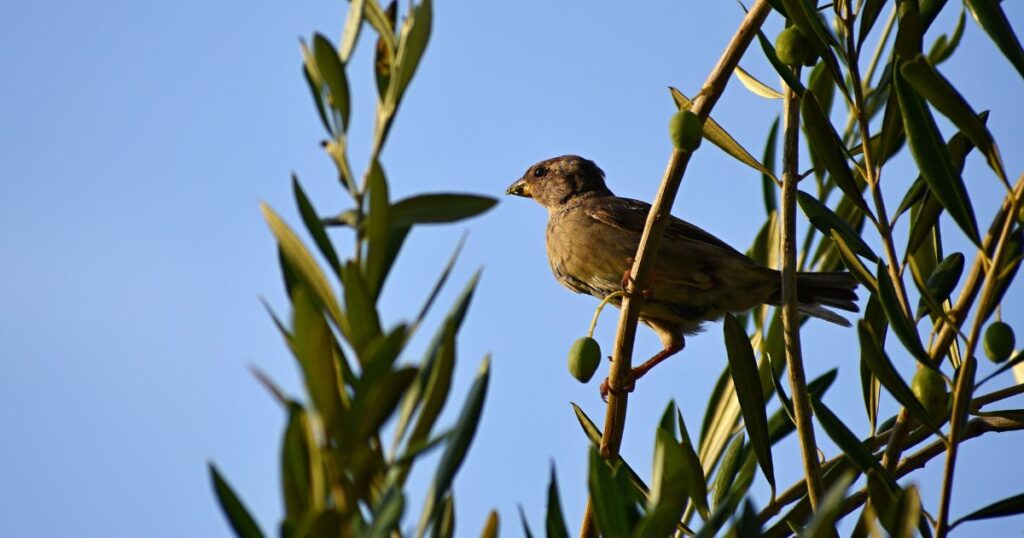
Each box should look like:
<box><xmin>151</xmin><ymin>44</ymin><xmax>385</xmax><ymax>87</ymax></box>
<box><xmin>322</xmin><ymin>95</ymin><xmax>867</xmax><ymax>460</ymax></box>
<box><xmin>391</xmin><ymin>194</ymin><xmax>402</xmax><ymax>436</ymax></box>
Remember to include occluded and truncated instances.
<box><xmin>506</xmin><ymin>178</ymin><xmax>531</xmax><ymax>197</ymax></box>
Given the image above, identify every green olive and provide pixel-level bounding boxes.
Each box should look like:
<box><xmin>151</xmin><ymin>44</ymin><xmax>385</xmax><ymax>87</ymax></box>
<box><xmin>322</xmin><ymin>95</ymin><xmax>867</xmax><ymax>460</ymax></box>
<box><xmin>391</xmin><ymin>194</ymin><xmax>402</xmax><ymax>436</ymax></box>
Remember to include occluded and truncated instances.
<box><xmin>912</xmin><ymin>367</ymin><xmax>948</xmax><ymax>424</ymax></box>
<box><xmin>984</xmin><ymin>321</ymin><xmax>1016</xmax><ymax>363</ymax></box>
<box><xmin>775</xmin><ymin>26</ymin><xmax>818</xmax><ymax>67</ymax></box>
<box><xmin>568</xmin><ymin>337</ymin><xmax>602</xmax><ymax>383</ymax></box>
<box><xmin>669</xmin><ymin>110</ymin><xmax>703</xmax><ymax>151</ymax></box>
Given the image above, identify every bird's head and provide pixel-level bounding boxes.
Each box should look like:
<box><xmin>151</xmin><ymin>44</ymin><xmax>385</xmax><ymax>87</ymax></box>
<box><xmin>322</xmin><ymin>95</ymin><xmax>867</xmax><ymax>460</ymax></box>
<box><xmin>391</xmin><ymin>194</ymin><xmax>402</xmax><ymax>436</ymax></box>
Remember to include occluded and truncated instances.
<box><xmin>506</xmin><ymin>155</ymin><xmax>613</xmax><ymax>209</ymax></box>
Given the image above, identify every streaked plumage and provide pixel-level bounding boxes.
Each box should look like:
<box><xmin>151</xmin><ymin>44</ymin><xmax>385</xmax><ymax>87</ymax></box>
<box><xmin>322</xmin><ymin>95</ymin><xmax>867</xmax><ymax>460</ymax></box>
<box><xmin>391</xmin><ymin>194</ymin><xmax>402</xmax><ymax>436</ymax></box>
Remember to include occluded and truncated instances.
<box><xmin>507</xmin><ymin>155</ymin><xmax>858</xmax><ymax>396</ymax></box>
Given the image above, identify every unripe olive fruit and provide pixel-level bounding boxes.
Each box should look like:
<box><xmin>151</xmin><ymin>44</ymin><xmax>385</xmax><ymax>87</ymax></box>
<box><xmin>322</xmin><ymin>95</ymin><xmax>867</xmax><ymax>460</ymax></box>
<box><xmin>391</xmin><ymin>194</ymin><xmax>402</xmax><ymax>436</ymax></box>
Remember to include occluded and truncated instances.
<box><xmin>912</xmin><ymin>367</ymin><xmax>948</xmax><ymax>423</ymax></box>
<box><xmin>775</xmin><ymin>26</ymin><xmax>818</xmax><ymax>67</ymax></box>
<box><xmin>568</xmin><ymin>337</ymin><xmax>602</xmax><ymax>383</ymax></box>
<box><xmin>669</xmin><ymin>110</ymin><xmax>703</xmax><ymax>151</ymax></box>
<box><xmin>984</xmin><ymin>321</ymin><xmax>1016</xmax><ymax>363</ymax></box>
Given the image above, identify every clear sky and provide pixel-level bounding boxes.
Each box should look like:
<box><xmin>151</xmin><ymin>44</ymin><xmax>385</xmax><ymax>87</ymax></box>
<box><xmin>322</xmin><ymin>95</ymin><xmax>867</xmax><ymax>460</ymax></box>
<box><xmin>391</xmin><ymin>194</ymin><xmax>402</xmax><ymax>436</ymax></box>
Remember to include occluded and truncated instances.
<box><xmin>2</xmin><ymin>1</ymin><xmax>1022</xmax><ymax>536</ymax></box>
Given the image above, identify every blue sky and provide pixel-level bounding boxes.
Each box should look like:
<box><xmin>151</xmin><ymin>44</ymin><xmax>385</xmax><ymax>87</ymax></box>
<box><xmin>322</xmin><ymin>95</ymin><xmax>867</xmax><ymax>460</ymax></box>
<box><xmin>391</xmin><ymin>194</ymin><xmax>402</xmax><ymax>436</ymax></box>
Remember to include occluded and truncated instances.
<box><xmin>2</xmin><ymin>1</ymin><xmax>1022</xmax><ymax>536</ymax></box>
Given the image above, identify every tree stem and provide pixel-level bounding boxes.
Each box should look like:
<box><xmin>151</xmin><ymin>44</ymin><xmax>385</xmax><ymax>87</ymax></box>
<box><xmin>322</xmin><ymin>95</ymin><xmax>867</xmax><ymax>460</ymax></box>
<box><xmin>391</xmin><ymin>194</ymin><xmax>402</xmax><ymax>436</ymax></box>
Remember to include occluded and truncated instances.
<box><xmin>780</xmin><ymin>66</ymin><xmax>825</xmax><ymax>509</ymax></box>
<box><xmin>577</xmin><ymin>2</ymin><xmax>773</xmax><ymax>535</ymax></box>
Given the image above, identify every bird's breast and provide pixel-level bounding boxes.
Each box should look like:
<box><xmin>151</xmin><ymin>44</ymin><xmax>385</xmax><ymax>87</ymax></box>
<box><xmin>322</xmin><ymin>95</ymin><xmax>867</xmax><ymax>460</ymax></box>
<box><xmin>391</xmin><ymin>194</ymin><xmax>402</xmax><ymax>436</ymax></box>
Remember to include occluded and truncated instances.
<box><xmin>545</xmin><ymin>211</ymin><xmax>632</xmax><ymax>299</ymax></box>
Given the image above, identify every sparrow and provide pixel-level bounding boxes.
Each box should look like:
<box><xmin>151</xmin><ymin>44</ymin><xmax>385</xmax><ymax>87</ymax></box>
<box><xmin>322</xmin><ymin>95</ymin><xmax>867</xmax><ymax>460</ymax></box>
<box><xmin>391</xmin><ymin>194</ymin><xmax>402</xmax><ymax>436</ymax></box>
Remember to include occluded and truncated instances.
<box><xmin>506</xmin><ymin>155</ymin><xmax>858</xmax><ymax>397</ymax></box>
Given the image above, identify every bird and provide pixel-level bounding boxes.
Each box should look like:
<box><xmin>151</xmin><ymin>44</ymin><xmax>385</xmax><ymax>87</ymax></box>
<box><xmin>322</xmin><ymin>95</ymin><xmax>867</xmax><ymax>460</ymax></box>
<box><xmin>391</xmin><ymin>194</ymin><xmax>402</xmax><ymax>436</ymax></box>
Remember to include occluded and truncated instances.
<box><xmin>506</xmin><ymin>154</ymin><xmax>858</xmax><ymax>398</ymax></box>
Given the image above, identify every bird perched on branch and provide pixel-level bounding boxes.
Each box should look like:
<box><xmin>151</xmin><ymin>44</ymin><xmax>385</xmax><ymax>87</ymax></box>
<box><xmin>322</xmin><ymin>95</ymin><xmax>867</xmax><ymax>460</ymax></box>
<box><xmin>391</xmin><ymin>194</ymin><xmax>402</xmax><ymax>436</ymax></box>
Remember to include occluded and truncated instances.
<box><xmin>506</xmin><ymin>155</ymin><xmax>858</xmax><ymax>398</ymax></box>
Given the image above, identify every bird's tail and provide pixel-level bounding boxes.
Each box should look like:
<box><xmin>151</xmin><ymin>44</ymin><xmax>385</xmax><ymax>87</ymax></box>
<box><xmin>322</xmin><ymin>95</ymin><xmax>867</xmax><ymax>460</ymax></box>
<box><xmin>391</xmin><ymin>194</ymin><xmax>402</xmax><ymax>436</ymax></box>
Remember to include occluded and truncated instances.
<box><xmin>768</xmin><ymin>271</ymin><xmax>860</xmax><ymax>327</ymax></box>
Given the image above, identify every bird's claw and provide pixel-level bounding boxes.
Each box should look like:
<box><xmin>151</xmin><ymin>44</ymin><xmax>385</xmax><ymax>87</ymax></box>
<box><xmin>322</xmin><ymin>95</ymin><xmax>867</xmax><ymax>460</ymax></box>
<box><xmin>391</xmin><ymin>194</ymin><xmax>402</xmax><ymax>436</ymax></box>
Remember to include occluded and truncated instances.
<box><xmin>620</xmin><ymin>269</ymin><xmax>654</xmax><ymax>299</ymax></box>
<box><xmin>599</xmin><ymin>374</ymin><xmax>636</xmax><ymax>402</ymax></box>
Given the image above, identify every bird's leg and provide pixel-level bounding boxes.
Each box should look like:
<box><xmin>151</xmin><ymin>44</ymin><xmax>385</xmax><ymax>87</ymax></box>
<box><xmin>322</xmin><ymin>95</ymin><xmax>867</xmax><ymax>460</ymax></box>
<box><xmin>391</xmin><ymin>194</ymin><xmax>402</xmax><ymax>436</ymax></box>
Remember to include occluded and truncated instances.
<box><xmin>630</xmin><ymin>339</ymin><xmax>684</xmax><ymax>381</ymax></box>
<box><xmin>600</xmin><ymin>326</ymin><xmax>684</xmax><ymax>400</ymax></box>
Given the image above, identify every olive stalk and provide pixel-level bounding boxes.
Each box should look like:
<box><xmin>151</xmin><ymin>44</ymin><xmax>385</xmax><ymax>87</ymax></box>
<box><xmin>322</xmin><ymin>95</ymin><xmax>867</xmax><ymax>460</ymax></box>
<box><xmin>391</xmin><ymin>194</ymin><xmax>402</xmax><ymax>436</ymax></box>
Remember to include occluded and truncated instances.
<box><xmin>577</xmin><ymin>2</ymin><xmax>774</xmax><ymax>536</ymax></box>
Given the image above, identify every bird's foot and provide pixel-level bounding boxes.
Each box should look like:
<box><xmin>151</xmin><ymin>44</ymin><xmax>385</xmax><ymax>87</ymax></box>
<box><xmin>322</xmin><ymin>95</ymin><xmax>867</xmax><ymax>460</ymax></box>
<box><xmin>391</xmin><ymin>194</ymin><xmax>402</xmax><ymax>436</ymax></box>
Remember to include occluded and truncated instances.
<box><xmin>620</xmin><ymin>259</ymin><xmax>655</xmax><ymax>299</ymax></box>
<box><xmin>599</xmin><ymin>373</ymin><xmax>636</xmax><ymax>402</ymax></box>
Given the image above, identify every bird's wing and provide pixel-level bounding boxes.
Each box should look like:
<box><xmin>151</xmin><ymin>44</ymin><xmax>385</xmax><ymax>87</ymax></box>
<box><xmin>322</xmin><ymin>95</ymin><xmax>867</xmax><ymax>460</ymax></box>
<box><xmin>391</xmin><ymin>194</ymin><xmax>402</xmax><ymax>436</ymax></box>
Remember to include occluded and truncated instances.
<box><xmin>582</xmin><ymin>197</ymin><xmax>758</xmax><ymax>290</ymax></box>
<box><xmin>584</xmin><ymin>197</ymin><xmax>750</xmax><ymax>258</ymax></box>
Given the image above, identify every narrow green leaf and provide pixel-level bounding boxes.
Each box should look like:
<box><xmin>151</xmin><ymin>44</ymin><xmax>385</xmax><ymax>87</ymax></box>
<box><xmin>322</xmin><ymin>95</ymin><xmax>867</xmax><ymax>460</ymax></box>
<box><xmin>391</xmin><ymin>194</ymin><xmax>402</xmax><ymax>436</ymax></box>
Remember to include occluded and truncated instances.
<box><xmin>292</xmin><ymin>175</ymin><xmax>341</xmax><ymax>277</ymax></box>
<box><xmin>209</xmin><ymin>464</ymin><xmax>265</xmax><ymax>538</ymax></box>
<box><xmin>858</xmin><ymin>321</ymin><xmax>945</xmax><ymax>438</ymax></box>
<box><xmin>722</xmin><ymin>313</ymin><xmax>775</xmax><ymax>494</ymax></box>
<box><xmin>859</xmin><ymin>0</ymin><xmax>889</xmax><ymax>46</ymax></box>
<box><xmin>431</xmin><ymin>494</ymin><xmax>455</xmax><ymax>538</ymax></box>
<box><xmin>976</xmin><ymin>351</ymin><xmax>1024</xmax><ymax>388</ymax></box>
<box><xmin>588</xmin><ymin>448</ymin><xmax>632</xmax><ymax>538</ymax></box>
<box><xmin>761</xmin><ymin>117</ymin><xmax>780</xmax><ymax>215</ymax></box>
<box><xmin>675</xmin><ymin>408</ymin><xmax>711</xmax><ymax>520</ymax></box>
<box><xmin>804</xmin><ymin>470</ymin><xmax>857</xmax><ymax>538</ymax></box>
<box><xmin>901</xmin><ymin>54</ymin><xmax>1007</xmax><ymax>183</ymax></box>
<box><xmin>755</xmin><ymin>30</ymin><xmax>806</xmax><ymax>94</ymax></box>
<box><xmin>393</xmin><ymin>0</ymin><xmax>433</xmax><ymax>98</ymax></box>
<box><xmin>807</xmin><ymin>61</ymin><xmax>836</xmax><ymax>120</ymax></box>
<box><xmin>811</xmin><ymin>396</ymin><xmax>896</xmax><ymax>488</ymax></box>
<box><xmin>831</xmin><ymin>232</ymin><xmax>879</xmax><ymax>292</ymax></box>
<box><xmin>413</xmin><ymin>234</ymin><xmax>466</xmax><ymax>331</ymax></box>
<box><xmin>341</xmin><ymin>261</ymin><xmax>382</xmax><ymax>359</ymax></box>
<box><xmin>348</xmin><ymin>366</ymin><xmax>417</xmax><ymax>445</ymax></box>
<box><xmin>367</xmin><ymin>487</ymin><xmax>405</xmax><ymax>538</ymax></box>
<box><xmin>905</xmin><ymin>111</ymin><xmax>984</xmax><ymax>254</ymax></box>
<box><xmin>861</xmin><ymin>296</ymin><xmax>887</xmax><ymax>434</ymax></box>
<box><xmin>291</xmin><ymin>287</ymin><xmax>346</xmax><ymax>434</ymax></box>
<box><xmin>405</xmin><ymin>322</ymin><xmax>455</xmax><ymax>447</ymax></box>
<box><xmin>311</xmin><ymin>34</ymin><xmax>351</xmax><ymax>131</ymax></box>
<box><xmin>728</xmin><ymin>499</ymin><xmax>761</xmax><ymax>537</ymax></box>
<box><xmin>980</xmin><ymin>226</ymin><xmax>1024</xmax><ymax>323</ymax></box>
<box><xmin>262</xmin><ymin>203</ymin><xmax>345</xmax><ymax>331</ymax></box>
<box><xmin>895</xmin><ymin>485</ymin><xmax>923</xmax><ymax>538</ymax></box>
<box><xmin>339</xmin><ymin>0</ymin><xmax>365</xmax><ymax>62</ymax></box>
<box><xmin>711</xmin><ymin>432</ymin><xmax>744</xmax><ymax>509</ymax></box>
<box><xmin>300</xmin><ymin>44</ymin><xmax>332</xmax><ymax>135</ymax></box>
<box><xmin>894</xmin><ymin>0</ymin><xmax>924</xmax><ymax>57</ymax></box>
<box><xmin>915</xmin><ymin>252</ymin><xmax>965</xmax><ymax>320</ymax></box>
<box><xmin>767</xmin><ymin>352</ymin><xmax>796</xmax><ymax>427</ymax></box>
<box><xmin>570</xmin><ymin>403</ymin><xmax>655</xmax><ymax>508</ymax></box>
<box><xmin>642</xmin><ymin>429</ymin><xmax>690</xmax><ymax>537</ymax></box>
<box><xmin>281</xmin><ymin>404</ymin><xmax>323</xmax><ymax>522</ymax></box>
<box><xmin>894</xmin><ymin>66</ymin><xmax>980</xmax><ymax>244</ymax></box>
<box><xmin>928</xmin><ymin>10</ymin><xmax>966</xmax><ymax>65</ymax></box>
<box><xmin>867</xmin><ymin>469</ymin><xmax>901</xmax><ymax>535</ymax></box>
<box><xmin>734</xmin><ymin>65</ymin><xmax>783</xmax><ymax>99</ymax></box>
<box><xmin>518</xmin><ymin>505</ymin><xmax>535</xmax><ymax>538</ymax></box>
<box><xmin>798</xmin><ymin>191</ymin><xmax>878</xmax><ymax>261</ymax></box>
<box><xmin>766</xmin><ymin>368</ymin><xmax>839</xmax><ymax>447</ymax></box>
<box><xmin>965</xmin><ymin>0</ymin><xmax>1024</xmax><ymax>80</ymax></box>
<box><xmin>546</xmin><ymin>466</ymin><xmax>570</xmax><ymax>538</ymax></box>
<box><xmin>894</xmin><ymin>177</ymin><xmax>928</xmax><ymax>221</ymax></box>
<box><xmin>670</xmin><ymin>87</ymin><xmax>778</xmax><ymax>182</ymax></box>
<box><xmin>394</xmin><ymin>271</ymin><xmax>480</xmax><ymax>447</ymax></box>
<box><xmin>390</xmin><ymin>193</ymin><xmax>497</xmax><ymax>228</ymax></box>
<box><xmin>875</xmin><ymin>263</ymin><xmax>936</xmax><ymax>370</ymax></box>
<box><xmin>780</xmin><ymin>0</ymin><xmax>850</xmax><ymax>101</ymax></box>
<box><xmin>800</xmin><ymin>93</ymin><xmax>871</xmax><ymax>215</ymax></box>
<box><xmin>364</xmin><ymin>160</ymin><xmax>392</xmax><ymax>299</ymax></box>
<box><xmin>480</xmin><ymin>511</ymin><xmax>499</xmax><ymax>538</ymax></box>
<box><xmin>419</xmin><ymin>356</ymin><xmax>491</xmax><ymax>536</ymax></box>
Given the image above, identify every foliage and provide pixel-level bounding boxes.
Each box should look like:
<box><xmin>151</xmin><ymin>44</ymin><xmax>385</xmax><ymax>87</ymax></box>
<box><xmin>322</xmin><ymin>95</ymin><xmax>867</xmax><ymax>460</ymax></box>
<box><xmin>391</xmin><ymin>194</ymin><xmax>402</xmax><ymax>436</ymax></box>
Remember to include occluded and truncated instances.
<box><xmin>561</xmin><ymin>1</ymin><xmax>1024</xmax><ymax>536</ymax></box>
<box><xmin>212</xmin><ymin>1</ymin><xmax>1024</xmax><ymax>537</ymax></box>
<box><xmin>209</xmin><ymin>1</ymin><xmax>498</xmax><ymax>536</ymax></box>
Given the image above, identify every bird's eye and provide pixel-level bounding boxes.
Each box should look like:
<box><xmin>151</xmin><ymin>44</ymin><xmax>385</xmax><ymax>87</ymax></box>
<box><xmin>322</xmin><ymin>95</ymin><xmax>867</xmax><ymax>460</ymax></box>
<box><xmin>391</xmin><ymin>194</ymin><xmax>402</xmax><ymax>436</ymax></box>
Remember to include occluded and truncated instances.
<box><xmin>533</xmin><ymin>166</ymin><xmax>547</xmax><ymax>178</ymax></box>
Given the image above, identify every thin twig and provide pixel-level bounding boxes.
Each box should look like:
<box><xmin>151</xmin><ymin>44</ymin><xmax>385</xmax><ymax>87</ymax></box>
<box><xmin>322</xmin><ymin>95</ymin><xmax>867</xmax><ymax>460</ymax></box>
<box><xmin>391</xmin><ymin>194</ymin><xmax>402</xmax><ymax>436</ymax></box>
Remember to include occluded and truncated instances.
<box><xmin>781</xmin><ymin>65</ymin><xmax>825</xmax><ymax>508</ymax></box>
<box><xmin>877</xmin><ymin>174</ymin><xmax>1024</xmax><ymax>491</ymax></box>
<box><xmin>758</xmin><ymin>381</ymin><xmax>1024</xmax><ymax>525</ymax></box>
<box><xmin>936</xmin><ymin>176</ymin><xmax>1024</xmax><ymax>537</ymax></box>
<box><xmin>761</xmin><ymin>415</ymin><xmax>1024</xmax><ymax>537</ymax></box>
<box><xmin>578</xmin><ymin>2</ymin><xmax>774</xmax><ymax>536</ymax></box>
